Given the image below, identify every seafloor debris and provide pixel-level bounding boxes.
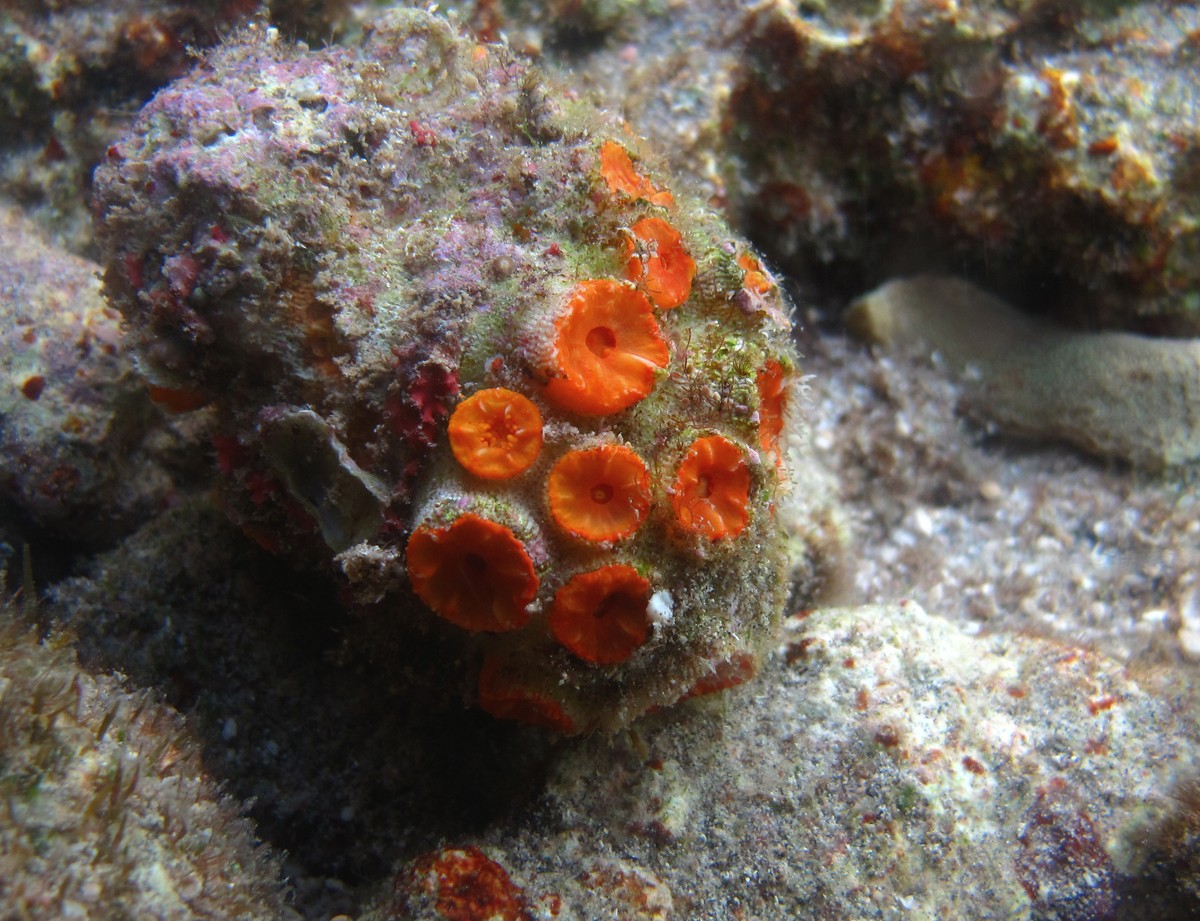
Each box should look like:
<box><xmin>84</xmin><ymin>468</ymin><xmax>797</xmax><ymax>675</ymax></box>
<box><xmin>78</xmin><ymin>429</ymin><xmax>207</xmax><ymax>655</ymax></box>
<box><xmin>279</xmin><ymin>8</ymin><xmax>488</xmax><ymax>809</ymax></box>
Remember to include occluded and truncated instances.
<box><xmin>392</xmin><ymin>845</ymin><xmax>533</xmax><ymax>921</ymax></box>
<box><xmin>38</xmin><ymin>493</ymin><xmax>1200</xmax><ymax>918</ymax></box>
<box><xmin>94</xmin><ymin>10</ymin><xmax>841</xmax><ymax>734</ymax></box>
<box><xmin>375</xmin><ymin>601</ymin><xmax>1200</xmax><ymax>919</ymax></box>
<box><xmin>846</xmin><ymin>275</ymin><xmax>1200</xmax><ymax>469</ymax></box>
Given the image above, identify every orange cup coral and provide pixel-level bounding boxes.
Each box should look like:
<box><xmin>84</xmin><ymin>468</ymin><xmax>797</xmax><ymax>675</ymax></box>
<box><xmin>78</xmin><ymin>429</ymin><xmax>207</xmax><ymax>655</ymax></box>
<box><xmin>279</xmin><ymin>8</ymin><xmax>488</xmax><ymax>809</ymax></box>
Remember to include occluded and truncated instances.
<box><xmin>599</xmin><ymin>140</ymin><xmax>675</xmax><ymax>207</ymax></box>
<box><xmin>738</xmin><ymin>252</ymin><xmax>773</xmax><ymax>295</ymax></box>
<box><xmin>755</xmin><ymin>360</ymin><xmax>789</xmax><ymax>461</ymax></box>
<box><xmin>672</xmin><ymin>435</ymin><xmax>752</xmax><ymax>539</ymax></box>
<box><xmin>544</xmin><ymin>279</ymin><xmax>669</xmax><ymax>416</ymax></box>
<box><xmin>547</xmin><ymin>444</ymin><xmax>652</xmax><ymax>542</ymax></box>
<box><xmin>477</xmin><ymin>654</ymin><xmax>576</xmax><ymax>733</ymax></box>
<box><xmin>623</xmin><ymin>217</ymin><xmax>696</xmax><ymax>310</ymax></box>
<box><xmin>448</xmin><ymin>387</ymin><xmax>543</xmax><ymax>479</ymax></box>
<box><xmin>550</xmin><ymin>564</ymin><xmax>651</xmax><ymax>664</ymax></box>
<box><xmin>681</xmin><ymin>651</ymin><xmax>757</xmax><ymax>700</ymax></box>
<box><xmin>406</xmin><ymin>513</ymin><xmax>539</xmax><ymax>632</ymax></box>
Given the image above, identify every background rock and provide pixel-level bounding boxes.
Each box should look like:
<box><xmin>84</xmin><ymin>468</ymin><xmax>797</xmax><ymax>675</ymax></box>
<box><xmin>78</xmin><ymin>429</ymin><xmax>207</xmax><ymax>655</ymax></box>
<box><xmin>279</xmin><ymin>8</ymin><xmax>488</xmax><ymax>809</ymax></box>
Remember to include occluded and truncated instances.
<box><xmin>382</xmin><ymin>601</ymin><xmax>1200</xmax><ymax>920</ymax></box>
<box><xmin>0</xmin><ymin>203</ymin><xmax>201</xmax><ymax>564</ymax></box>
<box><xmin>0</xmin><ymin>590</ymin><xmax>290</xmax><ymax>921</ymax></box>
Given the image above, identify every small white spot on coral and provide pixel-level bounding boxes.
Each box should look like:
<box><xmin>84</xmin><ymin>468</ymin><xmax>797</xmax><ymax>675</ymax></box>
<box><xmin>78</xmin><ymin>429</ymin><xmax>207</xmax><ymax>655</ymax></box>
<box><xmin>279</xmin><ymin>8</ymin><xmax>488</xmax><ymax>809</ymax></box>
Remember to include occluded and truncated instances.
<box><xmin>648</xmin><ymin>590</ymin><xmax>674</xmax><ymax>630</ymax></box>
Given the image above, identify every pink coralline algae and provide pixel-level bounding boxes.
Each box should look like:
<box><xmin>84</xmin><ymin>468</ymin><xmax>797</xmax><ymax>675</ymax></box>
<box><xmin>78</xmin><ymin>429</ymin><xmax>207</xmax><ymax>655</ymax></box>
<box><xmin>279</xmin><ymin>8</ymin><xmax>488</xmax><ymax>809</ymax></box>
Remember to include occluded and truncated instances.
<box><xmin>94</xmin><ymin>11</ymin><xmax>823</xmax><ymax>734</ymax></box>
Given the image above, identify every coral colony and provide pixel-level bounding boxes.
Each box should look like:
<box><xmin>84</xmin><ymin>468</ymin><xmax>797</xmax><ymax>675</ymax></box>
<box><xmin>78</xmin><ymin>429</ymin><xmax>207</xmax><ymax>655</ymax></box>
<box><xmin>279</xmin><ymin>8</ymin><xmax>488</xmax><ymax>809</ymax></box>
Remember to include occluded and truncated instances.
<box><xmin>95</xmin><ymin>11</ymin><xmax>808</xmax><ymax>733</ymax></box>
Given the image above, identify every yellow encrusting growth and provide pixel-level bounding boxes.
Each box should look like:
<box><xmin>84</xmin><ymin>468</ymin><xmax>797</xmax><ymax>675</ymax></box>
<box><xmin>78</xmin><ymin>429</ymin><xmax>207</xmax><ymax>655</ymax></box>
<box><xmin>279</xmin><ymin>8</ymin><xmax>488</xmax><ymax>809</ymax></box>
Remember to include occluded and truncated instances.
<box><xmin>448</xmin><ymin>387</ymin><xmax>543</xmax><ymax>479</ymax></box>
<box><xmin>406</xmin><ymin>513</ymin><xmax>539</xmax><ymax>632</ymax></box>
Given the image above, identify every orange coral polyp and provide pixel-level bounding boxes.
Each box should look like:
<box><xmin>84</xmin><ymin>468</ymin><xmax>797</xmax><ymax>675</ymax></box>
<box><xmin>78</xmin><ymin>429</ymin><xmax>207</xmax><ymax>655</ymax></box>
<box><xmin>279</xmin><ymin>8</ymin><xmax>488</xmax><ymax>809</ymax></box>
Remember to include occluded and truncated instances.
<box><xmin>448</xmin><ymin>387</ymin><xmax>543</xmax><ymax>479</ymax></box>
<box><xmin>545</xmin><ymin>279</ymin><xmax>669</xmax><ymax>416</ymax></box>
<box><xmin>550</xmin><ymin>565</ymin><xmax>651</xmax><ymax>665</ymax></box>
<box><xmin>623</xmin><ymin>217</ymin><xmax>696</xmax><ymax>310</ymax></box>
<box><xmin>756</xmin><ymin>360</ymin><xmax>789</xmax><ymax>460</ymax></box>
<box><xmin>738</xmin><ymin>252</ymin><xmax>772</xmax><ymax>295</ymax></box>
<box><xmin>406</xmin><ymin>513</ymin><xmax>538</xmax><ymax>633</ymax></box>
<box><xmin>477</xmin><ymin>655</ymin><xmax>576</xmax><ymax>733</ymax></box>
<box><xmin>682</xmin><ymin>651</ymin><xmax>758</xmax><ymax>700</ymax></box>
<box><xmin>672</xmin><ymin>435</ymin><xmax>752</xmax><ymax>540</ymax></box>
<box><xmin>548</xmin><ymin>444</ymin><xmax>651</xmax><ymax>542</ymax></box>
<box><xmin>148</xmin><ymin>385</ymin><xmax>209</xmax><ymax>413</ymax></box>
<box><xmin>599</xmin><ymin>140</ymin><xmax>675</xmax><ymax>207</ymax></box>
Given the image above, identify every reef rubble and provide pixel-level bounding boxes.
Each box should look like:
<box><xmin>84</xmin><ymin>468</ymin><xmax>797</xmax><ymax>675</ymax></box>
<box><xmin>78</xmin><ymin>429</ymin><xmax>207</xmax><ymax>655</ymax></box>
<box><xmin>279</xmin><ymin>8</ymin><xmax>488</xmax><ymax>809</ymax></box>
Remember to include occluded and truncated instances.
<box><xmin>0</xmin><ymin>1</ymin><xmax>1198</xmax><ymax>919</ymax></box>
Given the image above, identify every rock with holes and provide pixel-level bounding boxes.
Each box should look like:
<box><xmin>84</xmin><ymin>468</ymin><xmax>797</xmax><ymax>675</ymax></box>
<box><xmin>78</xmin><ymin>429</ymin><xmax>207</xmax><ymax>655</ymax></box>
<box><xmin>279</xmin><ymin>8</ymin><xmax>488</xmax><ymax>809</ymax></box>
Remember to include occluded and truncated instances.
<box><xmin>94</xmin><ymin>10</ymin><xmax>841</xmax><ymax>734</ymax></box>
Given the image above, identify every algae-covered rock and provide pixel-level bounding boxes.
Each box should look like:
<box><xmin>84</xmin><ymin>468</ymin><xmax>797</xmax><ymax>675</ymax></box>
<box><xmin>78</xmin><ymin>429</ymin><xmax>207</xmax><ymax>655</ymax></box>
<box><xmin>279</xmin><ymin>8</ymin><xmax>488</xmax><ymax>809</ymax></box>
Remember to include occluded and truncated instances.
<box><xmin>94</xmin><ymin>10</ymin><xmax>841</xmax><ymax>733</ymax></box>
<box><xmin>0</xmin><ymin>203</ymin><xmax>193</xmax><ymax>549</ymax></box>
<box><xmin>0</xmin><ymin>591</ymin><xmax>289</xmax><ymax>920</ymax></box>
<box><xmin>0</xmin><ymin>0</ymin><xmax>355</xmax><ymax>254</ymax></box>
<box><xmin>726</xmin><ymin>0</ymin><xmax>1200</xmax><ymax>333</ymax></box>
<box><xmin>0</xmin><ymin>0</ymin><xmax>262</xmax><ymax>253</ymax></box>
<box><xmin>381</xmin><ymin>601</ymin><xmax>1200</xmax><ymax>920</ymax></box>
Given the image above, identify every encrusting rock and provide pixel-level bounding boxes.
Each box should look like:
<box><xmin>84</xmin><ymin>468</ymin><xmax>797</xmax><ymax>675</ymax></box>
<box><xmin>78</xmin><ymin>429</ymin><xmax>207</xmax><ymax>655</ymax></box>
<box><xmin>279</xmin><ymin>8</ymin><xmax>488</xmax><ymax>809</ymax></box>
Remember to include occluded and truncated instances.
<box><xmin>382</xmin><ymin>601</ymin><xmax>1200</xmax><ymax>920</ymax></box>
<box><xmin>93</xmin><ymin>10</ymin><xmax>843</xmax><ymax>734</ymax></box>
<box><xmin>846</xmin><ymin>275</ymin><xmax>1200</xmax><ymax>469</ymax></box>
<box><xmin>0</xmin><ymin>203</ymin><xmax>194</xmax><ymax>551</ymax></box>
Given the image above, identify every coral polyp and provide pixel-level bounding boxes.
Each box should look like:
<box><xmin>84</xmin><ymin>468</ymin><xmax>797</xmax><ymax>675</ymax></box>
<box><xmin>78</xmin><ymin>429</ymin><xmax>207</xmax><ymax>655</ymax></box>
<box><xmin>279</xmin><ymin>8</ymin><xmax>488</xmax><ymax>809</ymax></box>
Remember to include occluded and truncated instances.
<box><xmin>95</xmin><ymin>10</ymin><xmax>819</xmax><ymax>733</ymax></box>
<box><xmin>406</xmin><ymin>513</ymin><xmax>539</xmax><ymax>633</ymax></box>
<box><xmin>599</xmin><ymin>140</ymin><xmax>675</xmax><ymax>207</ymax></box>
<box><xmin>756</xmin><ymin>359</ymin><xmax>790</xmax><ymax>461</ymax></box>
<box><xmin>623</xmin><ymin>217</ymin><xmax>696</xmax><ymax>310</ymax></box>
<box><xmin>548</xmin><ymin>444</ymin><xmax>651</xmax><ymax>543</ymax></box>
<box><xmin>672</xmin><ymin>435</ymin><xmax>753</xmax><ymax>540</ymax></box>
<box><xmin>544</xmin><ymin>279</ymin><xmax>670</xmax><ymax>416</ymax></box>
<box><xmin>477</xmin><ymin>654</ymin><xmax>577</xmax><ymax>735</ymax></box>
<box><xmin>550</xmin><ymin>564</ymin><xmax>652</xmax><ymax>665</ymax></box>
<box><xmin>449</xmin><ymin>388</ymin><xmax>544</xmax><ymax>480</ymax></box>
